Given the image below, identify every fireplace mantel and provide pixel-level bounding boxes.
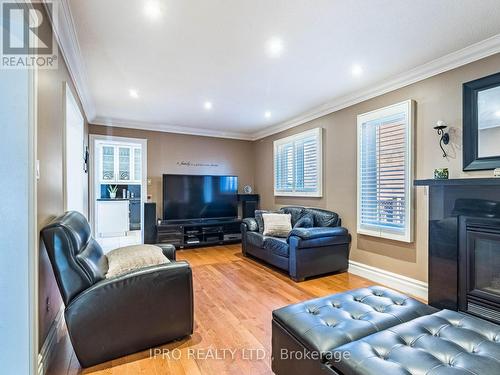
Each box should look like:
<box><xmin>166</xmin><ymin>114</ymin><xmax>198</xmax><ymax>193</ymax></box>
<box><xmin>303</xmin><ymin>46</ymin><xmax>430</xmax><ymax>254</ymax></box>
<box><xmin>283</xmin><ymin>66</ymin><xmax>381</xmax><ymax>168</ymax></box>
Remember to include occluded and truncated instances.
<box><xmin>415</xmin><ymin>177</ymin><xmax>500</xmax><ymax>186</ymax></box>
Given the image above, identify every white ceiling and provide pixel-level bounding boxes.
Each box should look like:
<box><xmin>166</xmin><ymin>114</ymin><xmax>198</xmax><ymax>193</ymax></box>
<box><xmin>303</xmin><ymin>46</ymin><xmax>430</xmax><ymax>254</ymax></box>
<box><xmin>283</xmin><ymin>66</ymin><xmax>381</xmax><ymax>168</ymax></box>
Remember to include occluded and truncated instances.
<box><xmin>66</xmin><ymin>0</ymin><xmax>500</xmax><ymax>139</ymax></box>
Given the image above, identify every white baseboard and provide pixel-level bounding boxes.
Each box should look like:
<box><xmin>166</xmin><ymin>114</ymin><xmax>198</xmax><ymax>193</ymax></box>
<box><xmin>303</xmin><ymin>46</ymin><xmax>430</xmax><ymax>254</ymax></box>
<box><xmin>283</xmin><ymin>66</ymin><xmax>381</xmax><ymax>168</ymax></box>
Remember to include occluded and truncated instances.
<box><xmin>38</xmin><ymin>304</ymin><xmax>65</xmax><ymax>375</ymax></box>
<box><xmin>348</xmin><ymin>260</ymin><xmax>428</xmax><ymax>300</ymax></box>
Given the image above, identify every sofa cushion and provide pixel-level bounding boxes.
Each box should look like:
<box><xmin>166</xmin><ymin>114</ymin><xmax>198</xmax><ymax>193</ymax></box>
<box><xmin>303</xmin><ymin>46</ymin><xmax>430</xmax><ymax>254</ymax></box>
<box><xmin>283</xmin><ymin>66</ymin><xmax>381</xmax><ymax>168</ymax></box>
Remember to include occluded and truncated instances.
<box><xmin>105</xmin><ymin>245</ymin><xmax>170</xmax><ymax>279</ymax></box>
<box><xmin>255</xmin><ymin>210</ymin><xmax>278</xmax><ymax>233</ymax></box>
<box><xmin>246</xmin><ymin>231</ymin><xmax>266</xmax><ymax>248</ymax></box>
<box><xmin>263</xmin><ymin>237</ymin><xmax>289</xmax><ymax>258</ymax></box>
<box><xmin>280</xmin><ymin>206</ymin><xmax>306</xmax><ymax>226</ymax></box>
<box><xmin>263</xmin><ymin>213</ymin><xmax>292</xmax><ymax>237</ymax></box>
<box><xmin>272</xmin><ymin>286</ymin><xmax>436</xmax><ymax>356</ymax></box>
<box><xmin>293</xmin><ymin>213</ymin><xmax>314</xmax><ymax>229</ymax></box>
<box><xmin>330</xmin><ymin>309</ymin><xmax>500</xmax><ymax>375</ymax></box>
<box><xmin>306</xmin><ymin>207</ymin><xmax>339</xmax><ymax>227</ymax></box>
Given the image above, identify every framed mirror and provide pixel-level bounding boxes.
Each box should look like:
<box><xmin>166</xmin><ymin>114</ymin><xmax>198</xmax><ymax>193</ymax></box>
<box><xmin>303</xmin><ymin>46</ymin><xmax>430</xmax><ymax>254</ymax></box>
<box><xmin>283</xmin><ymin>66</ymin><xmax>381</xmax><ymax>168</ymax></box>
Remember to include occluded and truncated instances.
<box><xmin>463</xmin><ymin>72</ymin><xmax>500</xmax><ymax>171</ymax></box>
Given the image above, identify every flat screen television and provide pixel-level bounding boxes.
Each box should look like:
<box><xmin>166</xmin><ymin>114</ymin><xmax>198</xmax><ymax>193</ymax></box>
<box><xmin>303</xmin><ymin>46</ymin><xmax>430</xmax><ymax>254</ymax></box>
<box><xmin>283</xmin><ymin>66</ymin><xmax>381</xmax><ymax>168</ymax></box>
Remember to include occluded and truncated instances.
<box><xmin>163</xmin><ymin>174</ymin><xmax>238</xmax><ymax>221</ymax></box>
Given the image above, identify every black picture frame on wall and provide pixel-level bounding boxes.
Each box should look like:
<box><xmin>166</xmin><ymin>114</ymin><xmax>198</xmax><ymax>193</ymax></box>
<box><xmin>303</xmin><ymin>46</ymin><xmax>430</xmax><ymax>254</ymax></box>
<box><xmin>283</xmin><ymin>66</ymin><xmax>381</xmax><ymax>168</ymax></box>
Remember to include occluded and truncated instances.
<box><xmin>463</xmin><ymin>72</ymin><xmax>500</xmax><ymax>171</ymax></box>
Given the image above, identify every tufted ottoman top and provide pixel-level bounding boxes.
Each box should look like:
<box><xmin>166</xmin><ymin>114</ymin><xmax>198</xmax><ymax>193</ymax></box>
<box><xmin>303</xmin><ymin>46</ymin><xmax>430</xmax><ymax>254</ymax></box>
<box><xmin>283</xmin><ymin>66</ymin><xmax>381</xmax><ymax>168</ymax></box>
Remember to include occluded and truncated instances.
<box><xmin>272</xmin><ymin>286</ymin><xmax>436</xmax><ymax>356</ymax></box>
<box><xmin>330</xmin><ymin>309</ymin><xmax>500</xmax><ymax>375</ymax></box>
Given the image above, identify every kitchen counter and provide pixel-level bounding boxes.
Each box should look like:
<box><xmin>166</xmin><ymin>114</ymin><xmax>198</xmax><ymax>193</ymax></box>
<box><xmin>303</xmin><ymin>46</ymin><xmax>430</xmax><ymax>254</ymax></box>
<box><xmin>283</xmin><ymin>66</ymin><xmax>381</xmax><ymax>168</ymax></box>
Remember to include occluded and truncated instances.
<box><xmin>97</xmin><ymin>198</ymin><xmax>129</xmax><ymax>201</ymax></box>
<box><xmin>97</xmin><ymin>198</ymin><xmax>141</xmax><ymax>201</ymax></box>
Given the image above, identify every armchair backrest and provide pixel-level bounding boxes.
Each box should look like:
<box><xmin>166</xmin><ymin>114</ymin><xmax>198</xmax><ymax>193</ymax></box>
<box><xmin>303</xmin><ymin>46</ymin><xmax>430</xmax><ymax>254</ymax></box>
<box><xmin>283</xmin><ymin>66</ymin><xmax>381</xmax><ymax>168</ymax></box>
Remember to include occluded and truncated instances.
<box><xmin>41</xmin><ymin>211</ymin><xmax>108</xmax><ymax>305</ymax></box>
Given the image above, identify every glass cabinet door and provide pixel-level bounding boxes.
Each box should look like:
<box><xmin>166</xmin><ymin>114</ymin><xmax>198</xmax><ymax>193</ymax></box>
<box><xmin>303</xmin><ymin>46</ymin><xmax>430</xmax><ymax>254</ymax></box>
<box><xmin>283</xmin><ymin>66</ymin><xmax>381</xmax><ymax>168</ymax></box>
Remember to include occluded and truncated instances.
<box><xmin>118</xmin><ymin>147</ymin><xmax>131</xmax><ymax>181</ymax></box>
<box><xmin>102</xmin><ymin>146</ymin><xmax>115</xmax><ymax>181</ymax></box>
<box><xmin>133</xmin><ymin>147</ymin><xmax>141</xmax><ymax>181</ymax></box>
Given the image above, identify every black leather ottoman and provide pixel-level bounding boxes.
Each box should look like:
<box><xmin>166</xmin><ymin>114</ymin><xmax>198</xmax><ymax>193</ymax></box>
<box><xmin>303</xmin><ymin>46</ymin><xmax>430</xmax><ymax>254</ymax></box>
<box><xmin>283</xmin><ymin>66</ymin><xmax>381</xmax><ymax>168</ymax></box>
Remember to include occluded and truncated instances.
<box><xmin>330</xmin><ymin>309</ymin><xmax>500</xmax><ymax>375</ymax></box>
<box><xmin>271</xmin><ymin>286</ymin><xmax>437</xmax><ymax>375</ymax></box>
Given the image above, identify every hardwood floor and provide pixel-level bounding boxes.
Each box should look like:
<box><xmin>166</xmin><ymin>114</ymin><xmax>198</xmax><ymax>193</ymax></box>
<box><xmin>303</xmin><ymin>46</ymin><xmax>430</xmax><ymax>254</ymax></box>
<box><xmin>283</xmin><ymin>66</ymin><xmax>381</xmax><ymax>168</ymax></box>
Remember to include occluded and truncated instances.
<box><xmin>47</xmin><ymin>244</ymin><xmax>374</xmax><ymax>375</ymax></box>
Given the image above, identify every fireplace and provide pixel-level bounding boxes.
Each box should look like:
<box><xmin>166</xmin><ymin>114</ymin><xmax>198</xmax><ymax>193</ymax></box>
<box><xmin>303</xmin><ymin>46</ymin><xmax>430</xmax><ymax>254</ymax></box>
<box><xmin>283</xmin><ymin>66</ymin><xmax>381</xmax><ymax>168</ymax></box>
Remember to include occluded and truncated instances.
<box><xmin>414</xmin><ymin>178</ymin><xmax>500</xmax><ymax>311</ymax></box>
<box><xmin>459</xmin><ymin>216</ymin><xmax>500</xmax><ymax>323</ymax></box>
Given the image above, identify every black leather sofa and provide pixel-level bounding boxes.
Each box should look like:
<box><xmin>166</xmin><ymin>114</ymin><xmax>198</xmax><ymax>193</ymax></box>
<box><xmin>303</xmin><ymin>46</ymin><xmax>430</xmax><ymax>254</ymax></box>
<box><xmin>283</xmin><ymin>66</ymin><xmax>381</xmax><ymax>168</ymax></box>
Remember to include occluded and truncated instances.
<box><xmin>272</xmin><ymin>286</ymin><xmax>500</xmax><ymax>375</ymax></box>
<box><xmin>41</xmin><ymin>211</ymin><xmax>193</xmax><ymax>367</ymax></box>
<box><xmin>241</xmin><ymin>206</ymin><xmax>351</xmax><ymax>281</ymax></box>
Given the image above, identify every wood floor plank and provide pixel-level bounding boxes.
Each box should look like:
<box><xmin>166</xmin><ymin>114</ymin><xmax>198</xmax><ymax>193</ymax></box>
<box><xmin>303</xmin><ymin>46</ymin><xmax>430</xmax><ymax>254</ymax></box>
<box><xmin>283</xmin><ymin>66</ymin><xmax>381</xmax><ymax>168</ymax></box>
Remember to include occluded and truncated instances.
<box><xmin>47</xmin><ymin>244</ymin><xmax>374</xmax><ymax>375</ymax></box>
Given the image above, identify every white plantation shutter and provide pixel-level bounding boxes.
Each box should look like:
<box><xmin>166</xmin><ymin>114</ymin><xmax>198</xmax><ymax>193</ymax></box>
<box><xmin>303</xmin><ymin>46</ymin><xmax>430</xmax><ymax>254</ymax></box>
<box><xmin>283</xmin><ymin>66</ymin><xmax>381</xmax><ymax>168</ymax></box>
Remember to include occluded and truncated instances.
<box><xmin>357</xmin><ymin>101</ymin><xmax>414</xmax><ymax>242</ymax></box>
<box><xmin>275</xmin><ymin>142</ymin><xmax>294</xmax><ymax>192</ymax></box>
<box><xmin>274</xmin><ymin>128</ymin><xmax>322</xmax><ymax>197</ymax></box>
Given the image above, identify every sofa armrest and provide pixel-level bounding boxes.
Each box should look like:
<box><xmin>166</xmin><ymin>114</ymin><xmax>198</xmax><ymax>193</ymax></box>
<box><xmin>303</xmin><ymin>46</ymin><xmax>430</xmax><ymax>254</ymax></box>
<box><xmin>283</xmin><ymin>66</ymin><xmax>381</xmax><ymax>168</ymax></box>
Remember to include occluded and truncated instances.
<box><xmin>288</xmin><ymin>227</ymin><xmax>348</xmax><ymax>240</ymax></box>
<box><xmin>241</xmin><ymin>217</ymin><xmax>258</xmax><ymax>232</ymax></box>
<box><xmin>65</xmin><ymin>261</ymin><xmax>193</xmax><ymax>367</ymax></box>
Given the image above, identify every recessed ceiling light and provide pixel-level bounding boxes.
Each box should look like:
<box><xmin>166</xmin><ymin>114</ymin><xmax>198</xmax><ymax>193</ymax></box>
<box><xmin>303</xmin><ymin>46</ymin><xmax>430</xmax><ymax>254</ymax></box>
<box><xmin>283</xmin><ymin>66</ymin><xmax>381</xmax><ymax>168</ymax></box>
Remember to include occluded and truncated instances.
<box><xmin>265</xmin><ymin>111</ymin><xmax>272</xmax><ymax>119</ymax></box>
<box><xmin>144</xmin><ymin>1</ymin><xmax>162</xmax><ymax>19</ymax></box>
<box><xmin>267</xmin><ymin>37</ymin><xmax>284</xmax><ymax>58</ymax></box>
<box><xmin>129</xmin><ymin>89</ymin><xmax>139</xmax><ymax>98</ymax></box>
<box><xmin>495</xmin><ymin>110</ymin><xmax>500</xmax><ymax>117</ymax></box>
<box><xmin>204</xmin><ymin>101</ymin><xmax>213</xmax><ymax>110</ymax></box>
<box><xmin>351</xmin><ymin>64</ymin><xmax>363</xmax><ymax>77</ymax></box>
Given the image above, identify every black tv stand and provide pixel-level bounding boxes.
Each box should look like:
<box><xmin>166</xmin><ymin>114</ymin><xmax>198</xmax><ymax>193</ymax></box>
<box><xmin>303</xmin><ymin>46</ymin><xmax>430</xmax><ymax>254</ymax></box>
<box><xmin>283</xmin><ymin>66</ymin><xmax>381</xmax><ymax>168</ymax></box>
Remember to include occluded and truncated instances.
<box><xmin>156</xmin><ymin>218</ymin><xmax>242</xmax><ymax>249</ymax></box>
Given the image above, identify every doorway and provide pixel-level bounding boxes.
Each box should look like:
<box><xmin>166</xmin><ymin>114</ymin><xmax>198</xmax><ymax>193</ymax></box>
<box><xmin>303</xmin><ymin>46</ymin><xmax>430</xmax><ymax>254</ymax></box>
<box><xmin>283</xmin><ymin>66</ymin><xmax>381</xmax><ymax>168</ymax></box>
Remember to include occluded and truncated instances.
<box><xmin>63</xmin><ymin>82</ymin><xmax>86</xmax><ymax>216</ymax></box>
<box><xmin>89</xmin><ymin>135</ymin><xmax>147</xmax><ymax>253</ymax></box>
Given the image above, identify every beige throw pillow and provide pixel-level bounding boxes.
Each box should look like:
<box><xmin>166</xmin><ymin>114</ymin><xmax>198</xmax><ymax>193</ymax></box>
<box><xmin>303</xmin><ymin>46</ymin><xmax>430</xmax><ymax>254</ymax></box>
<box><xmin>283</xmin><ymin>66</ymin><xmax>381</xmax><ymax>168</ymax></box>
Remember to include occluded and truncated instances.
<box><xmin>262</xmin><ymin>213</ymin><xmax>292</xmax><ymax>237</ymax></box>
<box><xmin>106</xmin><ymin>244</ymin><xmax>169</xmax><ymax>279</ymax></box>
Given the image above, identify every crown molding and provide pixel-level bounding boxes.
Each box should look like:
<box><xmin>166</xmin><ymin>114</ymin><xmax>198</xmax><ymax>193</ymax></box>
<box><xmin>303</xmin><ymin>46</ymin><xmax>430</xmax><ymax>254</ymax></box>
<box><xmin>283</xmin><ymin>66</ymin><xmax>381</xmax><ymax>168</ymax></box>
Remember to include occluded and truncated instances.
<box><xmin>253</xmin><ymin>33</ymin><xmax>500</xmax><ymax>140</ymax></box>
<box><xmin>91</xmin><ymin>117</ymin><xmax>255</xmax><ymax>141</ymax></box>
<box><xmin>44</xmin><ymin>0</ymin><xmax>96</xmax><ymax>121</ymax></box>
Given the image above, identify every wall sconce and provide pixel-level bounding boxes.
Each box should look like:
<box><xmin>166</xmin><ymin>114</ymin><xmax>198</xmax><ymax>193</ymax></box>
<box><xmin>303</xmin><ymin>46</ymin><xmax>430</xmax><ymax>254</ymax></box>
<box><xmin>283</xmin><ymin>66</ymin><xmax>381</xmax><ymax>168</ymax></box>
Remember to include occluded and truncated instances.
<box><xmin>433</xmin><ymin>120</ymin><xmax>450</xmax><ymax>157</ymax></box>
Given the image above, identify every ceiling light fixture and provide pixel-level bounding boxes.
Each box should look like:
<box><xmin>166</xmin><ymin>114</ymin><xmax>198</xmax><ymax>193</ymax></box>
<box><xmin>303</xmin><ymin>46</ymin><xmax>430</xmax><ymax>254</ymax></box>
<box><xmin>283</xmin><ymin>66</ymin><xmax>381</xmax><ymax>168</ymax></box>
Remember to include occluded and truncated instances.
<box><xmin>351</xmin><ymin>64</ymin><xmax>363</xmax><ymax>77</ymax></box>
<box><xmin>265</xmin><ymin>111</ymin><xmax>272</xmax><ymax>119</ymax></box>
<box><xmin>495</xmin><ymin>110</ymin><xmax>500</xmax><ymax>117</ymax></box>
<box><xmin>129</xmin><ymin>89</ymin><xmax>139</xmax><ymax>98</ymax></box>
<box><xmin>267</xmin><ymin>37</ymin><xmax>284</xmax><ymax>58</ymax></box>
<box><xmin>204</xmin><ymin>101</ymin><xmax>213</xmax><ymax>110</ymax></box>
<box><xmin>144</xmin><ymin>1</ymin><xmax>162</xmax><ymax>19</ymax></box>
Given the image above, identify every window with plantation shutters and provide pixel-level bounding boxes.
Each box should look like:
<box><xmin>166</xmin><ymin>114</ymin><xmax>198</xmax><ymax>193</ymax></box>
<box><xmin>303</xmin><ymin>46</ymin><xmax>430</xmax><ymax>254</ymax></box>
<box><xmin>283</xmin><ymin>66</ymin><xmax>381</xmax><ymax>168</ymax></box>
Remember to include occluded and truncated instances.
<box><xmin>357</xmin><ymin>100</ymin><xmax>414</xmax><ymax>242</ymax></box>
<box><xmin>274</xmin><ymin>128</ymin><xmax>322</xmax><ymax>197</ymax></box>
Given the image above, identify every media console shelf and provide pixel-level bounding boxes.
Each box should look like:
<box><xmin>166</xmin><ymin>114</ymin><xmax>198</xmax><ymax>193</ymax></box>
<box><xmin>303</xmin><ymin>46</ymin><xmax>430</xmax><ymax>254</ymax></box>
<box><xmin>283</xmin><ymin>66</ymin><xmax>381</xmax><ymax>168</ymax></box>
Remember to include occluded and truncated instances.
<box><xmin>156</xmin><ymin>219</ymin><xmax>242</xmax><ymax>249</ymax></box>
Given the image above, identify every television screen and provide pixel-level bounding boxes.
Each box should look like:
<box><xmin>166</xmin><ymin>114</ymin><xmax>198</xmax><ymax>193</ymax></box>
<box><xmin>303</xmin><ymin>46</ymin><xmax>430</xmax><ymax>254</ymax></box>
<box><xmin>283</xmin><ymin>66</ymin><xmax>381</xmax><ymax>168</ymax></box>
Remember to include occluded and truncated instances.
<box><xmin>163</xmin><ymin>174</ymin><xmax>238</xmax><ymax>220</ymax></box>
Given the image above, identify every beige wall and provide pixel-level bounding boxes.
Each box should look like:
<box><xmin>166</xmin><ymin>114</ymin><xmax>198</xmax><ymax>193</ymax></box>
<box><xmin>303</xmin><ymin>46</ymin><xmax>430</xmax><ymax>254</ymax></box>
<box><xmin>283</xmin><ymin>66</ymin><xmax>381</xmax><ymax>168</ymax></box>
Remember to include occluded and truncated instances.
<box><xmin>37</xmin><ymin>8</ymin><xmax>89</xmax><ymax>347</ymax></box>
<box><xmin>88</xmin><ymin>125</ymin><xmax>255</xmax><ymax>218</ymax></box>
<box><xmin>254</xmin><ymin>53</ymin><xmax>500</xmax><ymax>283</ymax></box>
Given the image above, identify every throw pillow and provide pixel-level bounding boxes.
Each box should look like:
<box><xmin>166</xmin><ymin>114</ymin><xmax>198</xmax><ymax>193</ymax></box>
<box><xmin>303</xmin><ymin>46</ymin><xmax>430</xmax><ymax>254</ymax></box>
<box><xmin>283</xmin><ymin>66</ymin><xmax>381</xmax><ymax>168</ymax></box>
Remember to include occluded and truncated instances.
<box><xmin>293</xmin><ymin>214</ymin><xmax>314</xmax><ymax>229</ymax></box>
<box><xmin>255</xmin><ymin>210</ymin><xmax>278</xmax><ymax>233</ymax></box>
<box><xmin>106</xmin><ymin>244</ymin><xmax>170</xmax><ymax>279</ymax></box>
<box><xmin>262</xmin><ymin>213</ymin><xmax>292</xmax><ymax>237</ymax></box>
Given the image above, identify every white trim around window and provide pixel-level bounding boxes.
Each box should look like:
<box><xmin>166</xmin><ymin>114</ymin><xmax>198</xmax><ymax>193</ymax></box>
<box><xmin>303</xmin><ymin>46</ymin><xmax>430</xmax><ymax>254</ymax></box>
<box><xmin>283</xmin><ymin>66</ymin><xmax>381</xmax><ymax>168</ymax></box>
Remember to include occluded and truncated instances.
<box><xmin>273</xmin><ymin>127</ymin><xmax>323</xmax><ymax>197</ymax></box>
<box><xmin>357</xmin><ymin>100</ymin><xmax>415</xmax><ymax>243</ymax></box>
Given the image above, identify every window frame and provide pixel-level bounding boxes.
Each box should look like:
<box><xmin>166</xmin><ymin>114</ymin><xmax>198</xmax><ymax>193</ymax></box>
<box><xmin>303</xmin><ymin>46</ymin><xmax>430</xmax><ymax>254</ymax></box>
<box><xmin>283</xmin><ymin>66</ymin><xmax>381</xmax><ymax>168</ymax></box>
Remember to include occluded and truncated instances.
<box><xmin>356</xmin><ymin>100</ymin><xmax>415</xmax><ymax>243</ymax></box>
<box><xmin>273</xmin><ymin>127</ymin><xmax>323</xmax><ymax>197</ymax></box>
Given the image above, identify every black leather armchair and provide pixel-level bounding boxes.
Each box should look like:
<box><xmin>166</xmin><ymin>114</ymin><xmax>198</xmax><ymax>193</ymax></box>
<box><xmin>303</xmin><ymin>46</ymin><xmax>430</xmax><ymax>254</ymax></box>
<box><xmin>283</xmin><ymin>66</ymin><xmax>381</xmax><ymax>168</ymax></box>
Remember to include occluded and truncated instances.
<box><xmin>241</xmin><ymin>206</ymin><xmax>351</xmax><ymax>281</ymax></box>
<box><xmin>41</xmin><ymin>211</ymin><xmax>193</xmax><ymax>367</ymax></box>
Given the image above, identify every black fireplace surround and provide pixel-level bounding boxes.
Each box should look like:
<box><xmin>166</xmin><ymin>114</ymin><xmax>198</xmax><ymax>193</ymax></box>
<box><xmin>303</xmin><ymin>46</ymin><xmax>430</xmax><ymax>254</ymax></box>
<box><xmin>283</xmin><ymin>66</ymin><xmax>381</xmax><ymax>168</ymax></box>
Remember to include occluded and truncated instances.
<box><xmin>415</xmin><ymin>178</ymin><xmax>500</xmax><ymax>323</ymax></box>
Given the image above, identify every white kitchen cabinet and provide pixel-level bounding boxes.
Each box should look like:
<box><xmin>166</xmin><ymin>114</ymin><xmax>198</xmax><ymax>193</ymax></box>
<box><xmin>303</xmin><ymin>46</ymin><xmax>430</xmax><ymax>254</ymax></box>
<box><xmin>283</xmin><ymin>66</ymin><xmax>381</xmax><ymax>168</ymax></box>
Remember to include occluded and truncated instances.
<box><xmin>96</xmin><ymin>200</ymin><xmax>129</xmax><ymax>237</ymax></box>
<box><xmin>99</xmin><ymin>144</ymin><xmax>141</xmax><ymax>184</ymax></box>
<box><xmin>101</xmin><ymin>145</ymin><xmax>115</xmax><ymax>181</ymax></box>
